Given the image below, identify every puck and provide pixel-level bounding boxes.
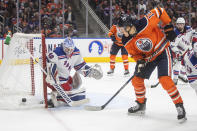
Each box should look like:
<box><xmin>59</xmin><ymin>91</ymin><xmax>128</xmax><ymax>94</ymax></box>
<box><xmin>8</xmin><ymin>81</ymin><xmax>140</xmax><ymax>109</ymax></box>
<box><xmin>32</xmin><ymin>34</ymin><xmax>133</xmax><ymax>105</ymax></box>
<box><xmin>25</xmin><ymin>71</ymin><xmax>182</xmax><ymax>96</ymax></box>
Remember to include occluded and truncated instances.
<box><xmin>22</xmin><ymin>98</ymin><xmax>26</xmax><ymax>102</ymax></box>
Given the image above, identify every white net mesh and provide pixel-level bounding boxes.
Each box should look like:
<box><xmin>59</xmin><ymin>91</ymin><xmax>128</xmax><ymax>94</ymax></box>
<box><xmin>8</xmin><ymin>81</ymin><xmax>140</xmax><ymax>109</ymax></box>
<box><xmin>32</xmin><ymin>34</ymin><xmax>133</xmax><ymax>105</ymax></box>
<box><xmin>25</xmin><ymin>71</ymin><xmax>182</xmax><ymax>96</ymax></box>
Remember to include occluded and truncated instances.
<box><xmin>0</xmin><ymin>33</ymin><xmax>45</xmax><ymax>109</ymax></box>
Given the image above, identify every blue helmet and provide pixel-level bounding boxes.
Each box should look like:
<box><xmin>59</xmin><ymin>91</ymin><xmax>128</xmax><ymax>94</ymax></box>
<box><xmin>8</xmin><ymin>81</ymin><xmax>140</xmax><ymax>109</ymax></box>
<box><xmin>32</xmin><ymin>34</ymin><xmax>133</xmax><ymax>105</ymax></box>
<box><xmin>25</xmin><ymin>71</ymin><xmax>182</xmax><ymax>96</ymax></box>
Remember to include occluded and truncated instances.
<box><xmin>62</xmin><ymin>37</ymin><xmax>75</xmax><ymax>56</ymax></box>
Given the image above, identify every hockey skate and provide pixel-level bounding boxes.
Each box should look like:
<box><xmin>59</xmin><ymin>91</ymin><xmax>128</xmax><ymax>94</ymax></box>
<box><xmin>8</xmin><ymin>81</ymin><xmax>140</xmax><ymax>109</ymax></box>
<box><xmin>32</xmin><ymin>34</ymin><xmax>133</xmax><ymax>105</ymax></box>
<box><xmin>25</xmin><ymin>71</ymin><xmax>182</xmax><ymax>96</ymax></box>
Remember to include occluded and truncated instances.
<box><xmin>107</xmin><ymin>69</ymin><xmax>114</xmax><ymax>75</ymax></box>
<box><xmin>178</xmin><ymin>75</ymin><xmax>188</xmax><ymax>83</ymax></box>
<box><xmin>176</xmin><ymin>103</ymin><xmax>187</xmax><ymax>123</ymax></box>
<box><xmin>124</xmin><ymin>70</ymin><xmax>130</xmax><ymax>76</ymax></box>
<box><xmin>128</xmin><ymin>99</ymin><xmax>147</xmax><ymax>115</ymax></box>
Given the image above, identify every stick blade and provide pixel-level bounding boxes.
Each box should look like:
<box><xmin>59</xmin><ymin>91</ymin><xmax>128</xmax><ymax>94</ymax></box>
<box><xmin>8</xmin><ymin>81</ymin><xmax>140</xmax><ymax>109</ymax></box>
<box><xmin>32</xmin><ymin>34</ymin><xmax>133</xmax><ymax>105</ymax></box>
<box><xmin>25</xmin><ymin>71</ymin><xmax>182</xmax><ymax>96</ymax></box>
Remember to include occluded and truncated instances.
<box><xmin>151</xmin><ymin>82</ymin><xmax>159</xmax><ymax>88</ymax></box>
<box><xmin>84</xmin><ymin>105</ymin><xmax>103</xmax><ymax>111</ymax></box>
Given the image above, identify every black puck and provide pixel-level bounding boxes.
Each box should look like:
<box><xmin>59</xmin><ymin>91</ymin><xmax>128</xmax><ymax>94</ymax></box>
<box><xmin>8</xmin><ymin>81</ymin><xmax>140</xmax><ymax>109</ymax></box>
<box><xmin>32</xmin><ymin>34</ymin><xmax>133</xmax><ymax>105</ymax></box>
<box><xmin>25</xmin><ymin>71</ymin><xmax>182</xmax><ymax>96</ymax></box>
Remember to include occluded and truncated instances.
<box><xmin>22</xmin><ymin>98</ymin><xmax>26</xmax><ymax>102</ymax></box>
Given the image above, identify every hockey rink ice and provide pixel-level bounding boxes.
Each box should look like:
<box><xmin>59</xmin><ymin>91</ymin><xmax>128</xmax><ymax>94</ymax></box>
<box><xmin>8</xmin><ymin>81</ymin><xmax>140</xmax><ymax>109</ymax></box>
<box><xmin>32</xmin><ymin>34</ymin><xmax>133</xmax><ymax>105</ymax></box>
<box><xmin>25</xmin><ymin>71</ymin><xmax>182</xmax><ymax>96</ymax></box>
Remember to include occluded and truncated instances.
<box><xmin>0</xmin><ymin>62</ymin><xmax>197</xmax><ymax>131</ymax></box>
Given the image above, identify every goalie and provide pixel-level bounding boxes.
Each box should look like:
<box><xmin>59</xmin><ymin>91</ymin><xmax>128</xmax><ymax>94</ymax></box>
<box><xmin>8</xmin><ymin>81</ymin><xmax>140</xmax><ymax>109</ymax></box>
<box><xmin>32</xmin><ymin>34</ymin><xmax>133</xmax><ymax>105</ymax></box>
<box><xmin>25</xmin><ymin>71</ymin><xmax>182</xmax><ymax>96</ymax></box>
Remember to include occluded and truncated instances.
<box><xmin>46</xmin><ymin>37</ymin><xmax>103</xmax><ymax>107</ymax></box>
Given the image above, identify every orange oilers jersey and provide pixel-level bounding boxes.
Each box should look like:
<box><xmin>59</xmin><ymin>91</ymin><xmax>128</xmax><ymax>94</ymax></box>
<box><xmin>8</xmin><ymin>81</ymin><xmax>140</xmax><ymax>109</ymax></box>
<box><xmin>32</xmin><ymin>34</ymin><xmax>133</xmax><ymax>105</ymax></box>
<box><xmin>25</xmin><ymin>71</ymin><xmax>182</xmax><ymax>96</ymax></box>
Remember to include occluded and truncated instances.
<box><xmin>124</xmin><ymin>7</ymin><xmax>171</xmax><ymax>62</ymax></box>
<box><xmin>108</xmin><ymin>25</ymin><xmax>124</xmax><ymax>46</ymax></box>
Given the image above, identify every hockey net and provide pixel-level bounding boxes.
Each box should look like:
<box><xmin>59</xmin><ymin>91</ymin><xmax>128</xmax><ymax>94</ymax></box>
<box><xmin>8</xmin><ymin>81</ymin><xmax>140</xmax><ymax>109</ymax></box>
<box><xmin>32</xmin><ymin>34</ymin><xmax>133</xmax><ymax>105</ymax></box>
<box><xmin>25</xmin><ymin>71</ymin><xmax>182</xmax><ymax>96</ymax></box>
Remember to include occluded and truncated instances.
<box><xmin>0</xmin><ymin>33</ymin><xmax>48</xmax><ymax>109</ymax></box>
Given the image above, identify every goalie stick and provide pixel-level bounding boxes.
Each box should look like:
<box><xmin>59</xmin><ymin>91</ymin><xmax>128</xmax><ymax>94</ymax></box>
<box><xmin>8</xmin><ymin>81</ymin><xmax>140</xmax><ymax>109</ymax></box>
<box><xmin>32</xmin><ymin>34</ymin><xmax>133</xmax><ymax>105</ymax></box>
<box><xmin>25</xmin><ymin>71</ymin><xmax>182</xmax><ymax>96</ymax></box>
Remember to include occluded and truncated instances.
<box><xmin>22</xmin><ymin>41</ymin><xmax>85</xmax><ymax>107</ymax></box>
<box><xmin>85</xmin><ymin>39</ymin><xmax>169</xmax><ymax>111</ymax></box>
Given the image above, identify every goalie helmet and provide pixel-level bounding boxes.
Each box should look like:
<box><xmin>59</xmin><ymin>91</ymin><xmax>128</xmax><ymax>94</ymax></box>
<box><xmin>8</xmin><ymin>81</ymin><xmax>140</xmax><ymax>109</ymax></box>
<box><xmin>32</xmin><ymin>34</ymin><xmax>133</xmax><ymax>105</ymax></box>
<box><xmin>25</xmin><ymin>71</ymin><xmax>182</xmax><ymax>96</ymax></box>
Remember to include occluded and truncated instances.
<box><xmin>62</xmin><ymin>37</ymin><xmax>75</xmax><ymax>57</ymax></box>
<box><xmin>192</xmin><ymin>36</ymin><xmax>197</xmax><ymax>57</ymax></box>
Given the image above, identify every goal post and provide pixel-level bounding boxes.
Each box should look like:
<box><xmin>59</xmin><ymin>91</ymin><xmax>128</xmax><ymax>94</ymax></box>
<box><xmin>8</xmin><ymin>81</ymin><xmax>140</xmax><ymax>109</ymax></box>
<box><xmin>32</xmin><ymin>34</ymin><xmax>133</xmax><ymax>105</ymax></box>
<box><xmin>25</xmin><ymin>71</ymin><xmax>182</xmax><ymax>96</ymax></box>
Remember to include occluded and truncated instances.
<box><xmin>0</xmin><ymin>33</ymin><xmax>48</xmax><ymax>109</ymax></box>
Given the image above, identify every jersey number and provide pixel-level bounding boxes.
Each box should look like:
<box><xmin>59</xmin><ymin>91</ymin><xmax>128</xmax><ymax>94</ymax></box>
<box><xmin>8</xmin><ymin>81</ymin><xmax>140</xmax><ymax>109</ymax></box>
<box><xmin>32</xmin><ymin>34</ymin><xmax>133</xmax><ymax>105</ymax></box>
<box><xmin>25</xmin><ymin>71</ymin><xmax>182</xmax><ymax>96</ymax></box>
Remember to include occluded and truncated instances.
<box><xmin>146</xmin><ymin>11</ymin><xmax>154</xmax><ymax>19</ymax></box>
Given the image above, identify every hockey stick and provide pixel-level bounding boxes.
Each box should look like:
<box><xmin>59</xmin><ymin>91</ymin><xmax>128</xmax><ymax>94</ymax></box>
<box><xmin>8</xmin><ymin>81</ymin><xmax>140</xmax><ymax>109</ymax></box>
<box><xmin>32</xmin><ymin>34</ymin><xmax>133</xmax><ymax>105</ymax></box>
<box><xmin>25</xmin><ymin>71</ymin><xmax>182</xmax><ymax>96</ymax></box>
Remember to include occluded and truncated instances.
<box><xmin>149</xmin><ymin>76</ymin><xmax>189</xmax><ymax>88</ymax></box>
<box><xmin>84</xmin><ymin>75</ymin><xmax>134</xmax><ymax>111</ymax></box>
<box><xmin>150</xmin><ymin>82</ymin><xmax>159</xmax><ymax>88</ymax></box>
<box><xmin>85</xmin><ymin>39</ymin><xmax>169</xmax><ymax>111</ymax></box>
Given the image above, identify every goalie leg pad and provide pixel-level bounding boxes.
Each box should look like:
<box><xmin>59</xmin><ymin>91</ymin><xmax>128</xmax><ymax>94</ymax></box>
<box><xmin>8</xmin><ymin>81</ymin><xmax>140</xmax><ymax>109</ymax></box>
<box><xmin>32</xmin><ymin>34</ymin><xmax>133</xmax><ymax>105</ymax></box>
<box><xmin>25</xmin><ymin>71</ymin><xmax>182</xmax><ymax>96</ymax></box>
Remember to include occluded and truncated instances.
<box><xmin>51</xmin><ymin>87</ymin><xmax>88</xmax><ymax>107</ymax></box>
<box><xmin>66</xmin><ymin>87</ymin><xmax>86</xmax><ymax>101</ymax></box>
<box><xmin>72</xmin><ymin>72</ymin><xmax>82</xmax><ymax>89</ymax></box>
<box><xmin>56</xmin><ymin>87</ymin><xmax>87</xmax><ymax>101</ymax></box>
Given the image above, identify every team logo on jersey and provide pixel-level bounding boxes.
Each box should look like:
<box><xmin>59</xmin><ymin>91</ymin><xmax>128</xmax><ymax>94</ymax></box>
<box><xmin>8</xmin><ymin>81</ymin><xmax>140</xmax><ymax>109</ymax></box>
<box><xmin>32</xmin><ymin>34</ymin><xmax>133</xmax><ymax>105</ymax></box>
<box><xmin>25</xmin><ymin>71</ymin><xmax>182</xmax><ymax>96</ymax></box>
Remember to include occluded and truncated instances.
<box><xmin>136</xmin><ymin>38</ymin><xmax>153</xmax><ymax>52</ymax></box>
<box><xmin>89</xmin><ymin>40</ymin><xmax>103</xmax><ymax>55</ymax></box>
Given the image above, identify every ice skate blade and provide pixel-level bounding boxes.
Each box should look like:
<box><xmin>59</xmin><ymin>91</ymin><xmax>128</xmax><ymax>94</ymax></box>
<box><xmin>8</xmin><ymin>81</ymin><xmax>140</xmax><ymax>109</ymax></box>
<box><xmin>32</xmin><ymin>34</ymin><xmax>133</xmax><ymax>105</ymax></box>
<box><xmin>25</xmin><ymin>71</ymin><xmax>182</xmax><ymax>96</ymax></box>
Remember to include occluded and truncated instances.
<box><xmin>178</xmin><ymin>117</ymin><xmax>187</xmax><ymax>124</ymax></box>
<box><xmin>124</xmin><ymin>74</ymin><xmax>130</xmax><ymax>77</ymax></box>
<box><xmin>127</xmin><ymin>111</ymin><xmax>145</xmax><ymax>116</ymax></box>
<box><xmin>107</xmin><ymin>73</ymin><xmax>114</xmax><ymax>76</ymax></box>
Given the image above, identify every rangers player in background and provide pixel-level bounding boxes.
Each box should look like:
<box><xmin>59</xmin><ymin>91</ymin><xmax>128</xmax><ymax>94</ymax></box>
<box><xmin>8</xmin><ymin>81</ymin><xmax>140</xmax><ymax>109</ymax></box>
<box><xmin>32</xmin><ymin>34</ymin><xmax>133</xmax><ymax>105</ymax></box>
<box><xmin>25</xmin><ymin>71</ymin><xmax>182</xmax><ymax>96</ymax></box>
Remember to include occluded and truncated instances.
<box><xmin>171</xmin><ymin>17</ymin><xmax>195</xmax><ymax>85</ymax></box>
<box><xmin>181</xmin><ymin>35</ymin><xmax>197</xmax><ymax>95</ymax></box>
<box><xmin>46</xmin><ymin>37</ymin><xmax>103</xmax><ymax>107</ymax></box>
<box><xmin>107</xmin><ymin>17</ymin><xmax>130</xmax><ymax>76</ymax></box>
<box><xmin>122</xmin><ymin>7</ymin><xmax>186</xmax><ymax>122</ymax></box>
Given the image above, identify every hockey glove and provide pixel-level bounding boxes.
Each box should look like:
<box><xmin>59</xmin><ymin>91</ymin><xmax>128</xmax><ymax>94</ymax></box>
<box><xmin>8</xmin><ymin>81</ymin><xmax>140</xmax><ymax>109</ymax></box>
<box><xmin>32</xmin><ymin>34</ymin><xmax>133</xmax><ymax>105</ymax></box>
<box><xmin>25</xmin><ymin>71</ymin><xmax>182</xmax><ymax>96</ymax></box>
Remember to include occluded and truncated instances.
<box><xmin>110</xmin><ymin>35</ymin><xmax>117</xmax><ymax>42</ymax></box>
<box><xmin>135</xmin><ymin>59</ymin><xmax>146</xmax><ymax>74</ymax></box>
<box><xmin>164</xmin><ymin>24</ymin><xmax>176</xmax><ymax>42</ymax></box>
<box><xmin>88</xmin><ymin>64</ymin><xmax>103</xmax><ymax>80</ymax></box>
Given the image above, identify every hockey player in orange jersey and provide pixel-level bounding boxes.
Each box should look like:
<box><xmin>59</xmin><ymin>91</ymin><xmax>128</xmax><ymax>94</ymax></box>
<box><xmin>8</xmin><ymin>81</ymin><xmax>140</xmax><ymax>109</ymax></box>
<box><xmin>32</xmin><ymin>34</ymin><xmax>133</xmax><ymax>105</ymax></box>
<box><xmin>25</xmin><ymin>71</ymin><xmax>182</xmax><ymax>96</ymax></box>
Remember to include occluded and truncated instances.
<box><xmin>107</xmin><ymin>17</ymin><xmax>130</xmax><ymax>76</ymax></box>
<box><xmin>121</xmin><ymin>7</ymin><xmax>186</xmax><ymax>122</ymax></box>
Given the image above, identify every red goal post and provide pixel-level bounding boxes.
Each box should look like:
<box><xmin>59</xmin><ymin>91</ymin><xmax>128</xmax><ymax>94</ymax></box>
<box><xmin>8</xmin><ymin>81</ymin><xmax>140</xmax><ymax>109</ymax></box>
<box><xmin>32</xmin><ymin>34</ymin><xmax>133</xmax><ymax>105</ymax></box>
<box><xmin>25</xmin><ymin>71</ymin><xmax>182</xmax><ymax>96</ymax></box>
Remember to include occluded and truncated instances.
<box><xmin>0</xmin><ymin>33</ymin><xmax>48</xmax><ymax>109</ymax></box>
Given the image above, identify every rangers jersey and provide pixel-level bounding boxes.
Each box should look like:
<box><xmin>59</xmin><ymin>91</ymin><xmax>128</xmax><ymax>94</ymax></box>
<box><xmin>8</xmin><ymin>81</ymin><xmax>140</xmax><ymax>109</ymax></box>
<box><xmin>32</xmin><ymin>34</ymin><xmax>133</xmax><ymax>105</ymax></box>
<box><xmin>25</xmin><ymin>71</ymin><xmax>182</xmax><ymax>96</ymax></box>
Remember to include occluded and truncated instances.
<box><xmin>182</xmin><ymin>50</ymin><xmax>197</xmax><ymax>89</ymax></box>
<box><xmin>171</xmin><ymin>26</ymin><xmax>195</xmax><ymax>56</ymax></box>
<box><xmin>47</xmin><ymin>46</ymin><xmax>90</xmax><ymax>84</ymax></box>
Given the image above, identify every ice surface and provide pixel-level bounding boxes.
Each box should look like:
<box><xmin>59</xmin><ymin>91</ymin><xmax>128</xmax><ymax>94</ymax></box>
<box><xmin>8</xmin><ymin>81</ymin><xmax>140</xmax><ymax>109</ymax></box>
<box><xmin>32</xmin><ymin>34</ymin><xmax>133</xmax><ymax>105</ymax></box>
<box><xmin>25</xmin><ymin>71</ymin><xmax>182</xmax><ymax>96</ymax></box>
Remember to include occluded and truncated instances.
<box><xmin>0</xmin><ymin>63</ymin><xmax>196</xmax><ymax>131</ymax></box>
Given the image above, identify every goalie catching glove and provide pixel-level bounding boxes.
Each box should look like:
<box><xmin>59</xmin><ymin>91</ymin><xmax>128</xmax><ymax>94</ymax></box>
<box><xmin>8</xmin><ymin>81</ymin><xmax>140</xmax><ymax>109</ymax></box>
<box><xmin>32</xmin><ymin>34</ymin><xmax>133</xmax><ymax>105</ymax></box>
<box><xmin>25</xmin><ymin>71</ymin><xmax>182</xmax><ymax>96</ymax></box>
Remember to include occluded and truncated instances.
<box><xmin>87</xmin><ymin>64</ymin><xmax>103</xmax><ymax>80</ymax></box>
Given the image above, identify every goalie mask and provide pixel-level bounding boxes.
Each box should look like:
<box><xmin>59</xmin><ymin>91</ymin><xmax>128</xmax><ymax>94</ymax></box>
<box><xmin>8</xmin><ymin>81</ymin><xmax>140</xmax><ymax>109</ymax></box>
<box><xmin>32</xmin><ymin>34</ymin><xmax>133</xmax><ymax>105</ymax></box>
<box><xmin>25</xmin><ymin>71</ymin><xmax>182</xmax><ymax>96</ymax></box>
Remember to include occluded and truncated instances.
<box><xmin>62</xmin><ymin>37</ymin><xmax>75</xmax><ymax>57</ymax></box>
<box><xmin>192</xmin><ymin>36</ymin><xmax>197</xmax><ymax>57</ymax></box>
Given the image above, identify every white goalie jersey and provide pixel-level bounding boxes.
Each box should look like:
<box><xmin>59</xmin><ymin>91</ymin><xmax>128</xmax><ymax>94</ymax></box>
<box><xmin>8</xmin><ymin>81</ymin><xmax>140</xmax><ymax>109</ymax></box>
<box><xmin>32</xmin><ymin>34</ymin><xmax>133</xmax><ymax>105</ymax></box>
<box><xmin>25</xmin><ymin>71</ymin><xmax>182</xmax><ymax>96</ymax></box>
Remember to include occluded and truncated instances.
<box><xmin>182</xmin><ymin>50</ymin><xmax>197</xmax><ymax>89</ymax></box>
<box><xmin>46</xmin><ymin>46</ymin><xmax>91</xmax><ymax>85</ymax></box>
<box><xmin>171</xmin><ymin>26</ymin><xmax>195</xmax><ymax>56</ymax></box>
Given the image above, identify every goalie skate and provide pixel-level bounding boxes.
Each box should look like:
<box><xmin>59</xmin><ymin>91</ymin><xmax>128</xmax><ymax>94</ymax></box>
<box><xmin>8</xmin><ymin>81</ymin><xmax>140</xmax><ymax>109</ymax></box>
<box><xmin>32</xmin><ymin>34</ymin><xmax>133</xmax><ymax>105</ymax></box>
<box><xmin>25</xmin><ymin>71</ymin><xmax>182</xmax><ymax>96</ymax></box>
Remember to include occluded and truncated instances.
<box><xmin>128</xmin><ymin>99</ymin><xmax>146</xmax><ymax>115</ymax></box>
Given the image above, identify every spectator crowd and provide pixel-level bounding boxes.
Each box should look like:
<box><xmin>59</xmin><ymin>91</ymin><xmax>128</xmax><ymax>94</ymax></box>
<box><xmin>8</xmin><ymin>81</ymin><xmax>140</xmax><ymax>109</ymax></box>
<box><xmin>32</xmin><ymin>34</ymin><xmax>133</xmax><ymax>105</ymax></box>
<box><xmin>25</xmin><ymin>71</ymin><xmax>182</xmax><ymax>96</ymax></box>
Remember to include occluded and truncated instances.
<box><xmin>0</xmin><ymin>0</ymin><xmax>197</xmax><ymax>38</ymax></box>
<box><xmin>0</xmin><ymin>0</ymin><xmax>77</xmax><ymax>38</ymax></box>
<box><xmin>89</xmin><ymin>0</ymin><xmax>197</xmax><ymax>30</ymax></box>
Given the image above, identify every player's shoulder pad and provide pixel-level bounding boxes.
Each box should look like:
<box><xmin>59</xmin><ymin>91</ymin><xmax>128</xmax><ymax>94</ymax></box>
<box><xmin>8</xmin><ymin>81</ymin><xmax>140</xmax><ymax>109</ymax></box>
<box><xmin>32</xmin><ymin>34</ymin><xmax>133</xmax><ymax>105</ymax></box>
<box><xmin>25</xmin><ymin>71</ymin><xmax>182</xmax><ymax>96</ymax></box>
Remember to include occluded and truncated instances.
<box><xmin>185</xmin><ymin>25</ymin><xmax>191</xmax><ymax>30</ymax></box>
<box><xmin>185</xmin><ymin>25</ymin><xmax>192</xmax><ymax>33</ymax></box>
<box><xmin>53</xmin><ymin>47</ymin><xmax>65</xmax><ymax>56</ymax></box>
<box><xmin>72</xmin><ymin>47</ymin><xmax>80</xmax><ymax>56</ymax></box>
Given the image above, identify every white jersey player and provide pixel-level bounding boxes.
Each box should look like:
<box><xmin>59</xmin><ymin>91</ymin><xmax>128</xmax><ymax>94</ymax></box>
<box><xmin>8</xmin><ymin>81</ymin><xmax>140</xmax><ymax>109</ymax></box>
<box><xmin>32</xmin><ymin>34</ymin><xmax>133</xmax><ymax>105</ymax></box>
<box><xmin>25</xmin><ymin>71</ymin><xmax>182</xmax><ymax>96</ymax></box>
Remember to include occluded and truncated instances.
<box><xmin>181</xmin><ymin>36</ymin><xmax>197</xmax><ymax>95</ymax></box>
<box><xmin>171</xmin><ymin>17</ymin><xmax>195</xmax><ymax>85</ymax></box>
<box><xmin>46</xmin><ymin>37</ymin><xmax>103</xmax><ymax>107</ymax></box>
